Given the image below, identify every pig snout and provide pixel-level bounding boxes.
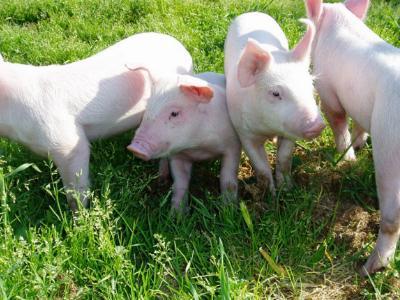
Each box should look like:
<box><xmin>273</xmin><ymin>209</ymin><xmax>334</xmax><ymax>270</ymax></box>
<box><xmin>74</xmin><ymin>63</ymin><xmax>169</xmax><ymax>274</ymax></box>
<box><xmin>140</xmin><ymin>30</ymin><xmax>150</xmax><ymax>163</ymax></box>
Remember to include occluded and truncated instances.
<box><xmin>127</xmin><ymin>139</ymin><xmax>153</xmax><ymax>161</ymax></box>
<box><xmin>302</xmin><ymin>117</ymin><xmax>325</xmax><ymax>139</ymax></box>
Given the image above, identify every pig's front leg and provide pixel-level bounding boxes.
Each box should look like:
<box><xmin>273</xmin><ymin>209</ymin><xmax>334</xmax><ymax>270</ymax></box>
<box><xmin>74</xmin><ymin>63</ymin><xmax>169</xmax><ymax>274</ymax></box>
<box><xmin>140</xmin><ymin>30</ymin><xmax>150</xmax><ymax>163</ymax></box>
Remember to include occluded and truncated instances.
<box><xmin>169</xmin><ymin>156</ymin><xmax>193</xmax><ymax>214</ymax></box>
<box><xmin>352</xmin><ymin>121</ymin><xmax>369</xmax><ymax>151</ymax></box>
<box><xmin>51</xmin><ymin>129</ymin><xmax>90</xmax><ymax>212</ymax></box>
<box><xmin>220</xmin><ymin>144</ymin><xmax>241</xmax><ymax>203</ymax></box>
<box><xmin>320</xmin><ymin>92</ymin><xmax>356</xmax><ymax>161</ymax></box>
<box><xmin>275</xmin><ymin>137</ymin><xmax>295</xmax><ymax>189</ymax></box>
<box><xmin>241</xmin><ymin>137</ymin><xmax>275</xmax><ymax>198</ymax></box>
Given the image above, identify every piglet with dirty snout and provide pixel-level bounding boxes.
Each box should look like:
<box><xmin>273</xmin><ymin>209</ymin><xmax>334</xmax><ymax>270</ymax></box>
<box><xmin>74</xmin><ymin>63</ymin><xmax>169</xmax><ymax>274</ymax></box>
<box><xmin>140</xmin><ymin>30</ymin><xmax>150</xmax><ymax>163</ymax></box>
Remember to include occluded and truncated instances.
<box><xmin>127</xmin><ymin>72</ymin><xmax>241</xmax><ymax>214</ymax></box>
<box><xmin>0</xmin><ymin>32</ymin><xmax>193</xmax><ymax>211</ymax></box>
<box><xmin>305</xmin><ymin>0</ymin><xmax>400</xmax><ymax>275</ymax></box>
<box><xmin>224</xmin><ymin>12</ymin><xmax>325</xmax><ymax>197</ymax></box>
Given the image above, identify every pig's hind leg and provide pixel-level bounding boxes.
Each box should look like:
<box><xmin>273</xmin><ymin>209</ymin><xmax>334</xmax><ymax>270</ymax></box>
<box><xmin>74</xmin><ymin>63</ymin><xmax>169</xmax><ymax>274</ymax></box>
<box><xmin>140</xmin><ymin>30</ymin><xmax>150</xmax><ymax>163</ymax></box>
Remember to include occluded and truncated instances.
<box><xmin>352</xmin><ymin>121</ymin><xmax>369</xmax><ymax>150</ymax></box>
<box><xmin>362</xmin><ymin>110</ymin><xmax>400</xmax><ymax>275</ymax></box>
<box><xmin>319</xmin><ymin>86</ymin><xmax>356</xmax><ymax>161</ymax></box>
<box><xmin>50</xmin><ymin>126</ymin><xmax>91</xmax><ymax>212</ymax></box>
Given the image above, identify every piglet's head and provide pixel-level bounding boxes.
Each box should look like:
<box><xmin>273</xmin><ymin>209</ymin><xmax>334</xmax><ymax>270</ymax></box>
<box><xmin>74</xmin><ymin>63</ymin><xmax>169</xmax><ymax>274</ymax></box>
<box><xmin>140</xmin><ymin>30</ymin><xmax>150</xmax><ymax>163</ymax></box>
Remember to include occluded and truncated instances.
<box><xmin>127</xmin><ymin>75</ymin><xmax>214</xmax><ymax>160</ymax></box>
<box><xmin>237</xmin><ymin>20</ymin><xmax>324</xmax><ymax>140</ymax></box>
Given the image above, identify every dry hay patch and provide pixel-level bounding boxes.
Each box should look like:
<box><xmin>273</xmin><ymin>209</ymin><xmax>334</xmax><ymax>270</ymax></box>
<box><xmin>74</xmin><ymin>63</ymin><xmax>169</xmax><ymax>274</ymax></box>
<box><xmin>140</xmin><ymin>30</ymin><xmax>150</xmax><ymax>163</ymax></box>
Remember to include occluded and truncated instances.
<box><xmin>333</xmin><ymin>205</ymin><xmax>380</xmax><ymax>253</ymax></box>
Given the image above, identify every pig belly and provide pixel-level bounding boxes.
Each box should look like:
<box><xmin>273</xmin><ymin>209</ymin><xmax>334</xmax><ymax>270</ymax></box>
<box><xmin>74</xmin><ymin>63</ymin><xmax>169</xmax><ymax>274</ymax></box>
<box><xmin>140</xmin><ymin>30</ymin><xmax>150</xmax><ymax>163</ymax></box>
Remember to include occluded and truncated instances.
<box><xmin>178</xmin><ymin>148</ymin><xmax>222</xmax><ymax>162</ymax></box>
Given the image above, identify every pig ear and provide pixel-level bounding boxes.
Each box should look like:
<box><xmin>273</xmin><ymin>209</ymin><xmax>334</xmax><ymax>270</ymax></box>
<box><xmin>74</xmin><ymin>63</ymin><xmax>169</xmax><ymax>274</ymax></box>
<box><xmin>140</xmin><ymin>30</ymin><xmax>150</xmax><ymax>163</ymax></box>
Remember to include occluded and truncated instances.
<box><xmin>125</xmin><ymin>63</ymin><xmax>157</xmax><ymax>84</ymax></box>
<box><xmin>344</xmin><ymin>0</ymin><xmax>370</xmax><ymax>20</ymax></box>
<box><xmin>305</xmin><ymin>0</ymin><xmax>323</xmax><ymax>23</ymax></box>
<box><xmin>237</xmin><ymin>38</ymin><xmax>272</xmax><ymax>88</ymax></box>
<box><xmin>291</xmin><ymin>19</ymin><xmax>315</xmax><ymax>62</ymax></box>
<box><xmin>179</xmin><ymin>84</ymin><xmax>214</xmax><ymax>103</ymax></box>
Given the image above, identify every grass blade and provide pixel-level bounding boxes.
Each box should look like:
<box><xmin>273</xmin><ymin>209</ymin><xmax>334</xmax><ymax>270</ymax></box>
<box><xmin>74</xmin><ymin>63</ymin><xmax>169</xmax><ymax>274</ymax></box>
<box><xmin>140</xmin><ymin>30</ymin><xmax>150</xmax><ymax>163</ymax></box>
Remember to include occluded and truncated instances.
<box><xmin>259</xmin><ymin>247</ymin><xmax>286</xmax><ymax>278</ymax></box>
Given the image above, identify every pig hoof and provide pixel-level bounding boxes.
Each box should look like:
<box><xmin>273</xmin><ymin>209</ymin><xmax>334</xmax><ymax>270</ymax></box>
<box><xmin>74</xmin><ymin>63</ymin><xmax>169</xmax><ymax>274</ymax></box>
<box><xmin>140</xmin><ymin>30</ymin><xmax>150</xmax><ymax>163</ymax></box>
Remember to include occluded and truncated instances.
<box><xmin>341</xmin><ymin>148</ymin><xmax>357</xmax><ymax>162</ymax></box>
<box><xmin>276</xmin><ymin>174</ymin><xmax>293</xmax><ymax>191</ymax></box>
<box><xmin>360</xmin><ymin>251</ymin><xmax>388</xmax><ymax>277</ymax></box>
<box><xmin>221</xmin><ymin>183</ymin><xmax>238</xmax><ymax>204</ymax></box>
<box><xmin>257</xmin><ymin>174</ymin><xmax>275</xmax><ymax>194</ymax></box>
<box><xmin>68</xmin><ymin>199</ymin><xmax>79</xmax><ymax>213</ymax></box>
<box><xmin>344</xmin><ymin>154</ymin><xmax>357</xmax><ymax>161</ymax></box>
<box><xmin>269</xmin><ymin>186</ymin><xmax>276</xmax><ymax>197</ymax></box>
<box><xmin>222</xmin><ymin>192</ymin><xmax>238</xmax><ymax>205</ymax></box>
<box><xmin>169</xmin><ymin>205</ymin><xmax>190</xmax><ymax>217</ymax></box>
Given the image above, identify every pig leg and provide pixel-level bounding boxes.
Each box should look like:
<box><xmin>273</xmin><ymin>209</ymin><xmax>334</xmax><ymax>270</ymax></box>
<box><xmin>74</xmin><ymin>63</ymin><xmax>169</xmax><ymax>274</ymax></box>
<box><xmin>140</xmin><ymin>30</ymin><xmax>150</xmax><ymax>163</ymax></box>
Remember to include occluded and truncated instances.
<box><xmin>158</xmin><ymin>158</ymin><xmax>170</xmax><ymax>184</ymax></box>
<box><xmin>361</xmin><ymin>114</ymin><xmax>400</xmax><ymax>275</ymax></box>
<box><xmin>362</xmin><ymin>177</ymin><xmax>400</xmax><ymax>276</ymax></box>
<box><xmin>169</xmin><ymin>156</ymin><xmax>192</xmax><ymax>214</ymax></box>
<box><xmin>241</xmin><ymin>137</ymin><xmax>275</xmax><ymax>197</ymax></box>
<box><xmin>50</xmin><ymin>128</ymin><xmax>90</xmax><ymax>212</ymax></box>
<box><xmin>362</xmin><ymin>157</ymin><xmax>400</xmax><ymax>275</ymax></box>
<box><xmin>352</xmin><ymin>121</ymin><xmax>369</xmax><ymax>150</ymax></box>
<box><xmin>320</xmin><ymin>89</ymin><xmax>356</xmax><ymax>161</ymax></box>
<box><xmin>276</xmin><ymin>137</ymin><xmax>295</xmax><ymax>189</ymax></box>
<box><xmin>220</xmin><ymin>145</ymin><xmax>241</xmax><ymax>203</ymax></box>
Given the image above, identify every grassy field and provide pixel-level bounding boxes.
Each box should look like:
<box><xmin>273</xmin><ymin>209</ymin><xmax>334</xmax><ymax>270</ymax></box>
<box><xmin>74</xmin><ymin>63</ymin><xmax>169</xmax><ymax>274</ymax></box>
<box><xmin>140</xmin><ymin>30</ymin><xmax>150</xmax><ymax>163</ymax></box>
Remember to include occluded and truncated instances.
<box><xmin>0</xmin><ymin>0</ymin><xmax>399</xmax><ymax>298</ymax></box>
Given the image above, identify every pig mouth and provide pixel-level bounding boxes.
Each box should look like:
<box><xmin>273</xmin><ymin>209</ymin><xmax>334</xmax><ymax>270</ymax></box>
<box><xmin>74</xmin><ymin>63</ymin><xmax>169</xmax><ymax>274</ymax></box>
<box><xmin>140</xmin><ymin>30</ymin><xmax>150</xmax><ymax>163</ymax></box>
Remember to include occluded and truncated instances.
<box><xmin>302</xmin><ymin>122</ymin><xmax>326</xmax><ymax>139</ymax></box>
<box><xmin>303</xmin><ymin>129</ymin><xmax>323</xmax><ymax>139</ymax></box>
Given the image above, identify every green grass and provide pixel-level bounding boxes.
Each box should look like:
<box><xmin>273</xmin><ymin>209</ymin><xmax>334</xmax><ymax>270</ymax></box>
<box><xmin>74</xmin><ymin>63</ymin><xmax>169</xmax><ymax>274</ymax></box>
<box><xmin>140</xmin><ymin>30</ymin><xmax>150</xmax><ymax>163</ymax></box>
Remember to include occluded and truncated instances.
<box><xmin>0</xmin><ymin>0</ymin><xmax>399</xmax><ymax>298</ymax></box>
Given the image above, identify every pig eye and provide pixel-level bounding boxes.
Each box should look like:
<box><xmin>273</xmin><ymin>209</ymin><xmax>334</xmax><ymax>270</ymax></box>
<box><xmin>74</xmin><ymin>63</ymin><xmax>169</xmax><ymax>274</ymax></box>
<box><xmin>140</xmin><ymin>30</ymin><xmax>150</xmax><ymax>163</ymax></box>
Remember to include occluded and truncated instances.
<box><xmin>269</xmin><ymin>89</ymin><xmax>282</xmax><ymax>100</ymax></box>
<box><xmin>272</xmin><ymin>91</ymin><xmax>281</xmax><ymax>99</ymax></box>
<box><xmin>169</xmin><ymin>111</ymin><xmax>180</xmax><ymax>119</ymax></box>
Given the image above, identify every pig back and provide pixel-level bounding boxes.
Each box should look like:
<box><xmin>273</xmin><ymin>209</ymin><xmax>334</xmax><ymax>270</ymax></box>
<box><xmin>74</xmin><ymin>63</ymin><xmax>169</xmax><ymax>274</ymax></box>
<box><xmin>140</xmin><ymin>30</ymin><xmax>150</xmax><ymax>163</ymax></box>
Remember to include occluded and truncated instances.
<box><xmin>63</xmin><ymin>33</ymin><xmax>193</xmax><ymax>138</ymax></box>
<box><xmin>72</xmin><ymin>32</ymin><xmax>193</xmax><ymax>74</ymax></box>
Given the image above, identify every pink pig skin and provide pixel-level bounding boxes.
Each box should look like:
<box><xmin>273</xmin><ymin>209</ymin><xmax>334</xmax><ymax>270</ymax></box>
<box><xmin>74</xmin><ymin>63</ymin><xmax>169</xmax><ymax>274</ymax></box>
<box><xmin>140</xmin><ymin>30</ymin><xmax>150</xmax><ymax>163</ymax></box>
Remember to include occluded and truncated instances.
<box><xmin>128</xmin><ymin>72</ymin><xmax>241</xmax><ymax>214</ymax></box>
<box><xmin>224</xmin><ymin>12</ymin><xmax>325</xmax><ymax>195</ymax></box>
<box><xmin>305</xmin><ymin>0</ymin><xmax>400</xmax><ymax>275</ymax></box>
<box><xmin>0</xmin><ymin>33</ymin><xmax>193</xmax><ymax>211</ymax></box>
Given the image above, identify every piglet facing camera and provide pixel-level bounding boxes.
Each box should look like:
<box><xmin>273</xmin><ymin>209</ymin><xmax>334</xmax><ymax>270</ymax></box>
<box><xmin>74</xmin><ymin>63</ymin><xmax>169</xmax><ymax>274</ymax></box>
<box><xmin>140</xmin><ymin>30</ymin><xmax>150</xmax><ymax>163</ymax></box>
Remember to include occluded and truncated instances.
<box><xmin>224</xmin><ymin>12</ymin><xmax>324</xmax><ymax>194</ymax></box>
<box><xmin>128</xmin><ymin>72</ymin><xmax>241</xmax><ymax>214</ymax></box>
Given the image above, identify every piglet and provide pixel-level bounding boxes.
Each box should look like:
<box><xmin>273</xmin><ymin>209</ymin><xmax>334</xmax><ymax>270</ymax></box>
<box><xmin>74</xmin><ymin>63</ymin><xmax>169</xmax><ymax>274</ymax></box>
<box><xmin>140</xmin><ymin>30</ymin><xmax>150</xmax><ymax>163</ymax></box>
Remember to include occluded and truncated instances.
<box><xmin>127</xmin><ymin>72</ymin><xmax>241</xmax><ymax>214</ymax></box>
<box><xmin>305</xmin><ymin>0</ymin><xmax>400</xmax><ymax>275</ymax></box>
<box><xmin>0</xmin><ymin>32</ymin><xmax>192</xmax><ymax>211</ymax></box>
<box><xmin>224</xmin><ymin>12</ymin><xmax>325</xmax><ymax>195</ymax></box>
